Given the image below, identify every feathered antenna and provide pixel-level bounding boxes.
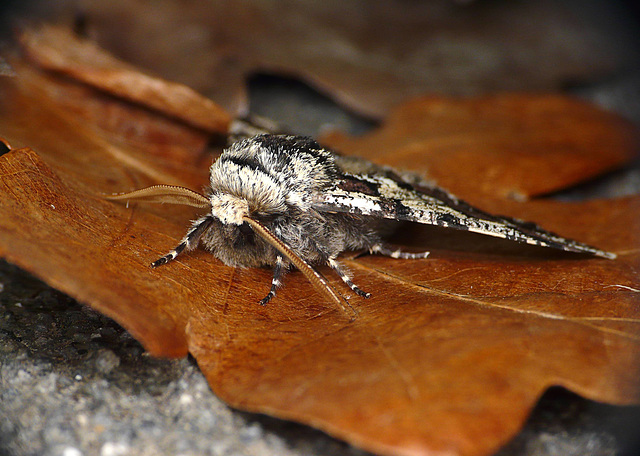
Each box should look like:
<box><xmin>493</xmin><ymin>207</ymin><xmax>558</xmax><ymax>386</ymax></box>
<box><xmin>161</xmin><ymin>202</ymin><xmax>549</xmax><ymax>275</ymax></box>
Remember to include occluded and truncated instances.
<box><xmin>105</xmin><ymin>185</ymin><xmax>210</xmax><ymax>208</ymax></box>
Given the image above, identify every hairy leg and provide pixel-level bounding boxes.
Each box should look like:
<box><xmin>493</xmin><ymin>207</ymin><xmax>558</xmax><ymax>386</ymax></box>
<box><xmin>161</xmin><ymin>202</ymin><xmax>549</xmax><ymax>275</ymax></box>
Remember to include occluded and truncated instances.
<box><xmin>151</xmin><ymin>216</ymin><xmax>214</xmax><ymax>267</ymax></box>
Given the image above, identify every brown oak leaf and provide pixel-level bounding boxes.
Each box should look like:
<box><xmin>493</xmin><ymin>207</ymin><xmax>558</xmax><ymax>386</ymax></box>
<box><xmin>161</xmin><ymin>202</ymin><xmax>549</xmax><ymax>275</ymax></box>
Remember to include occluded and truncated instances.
<box><xmin>322</xmin><ymin>94</ymin><xmax>639</xmax><ymax>200</ymax></box>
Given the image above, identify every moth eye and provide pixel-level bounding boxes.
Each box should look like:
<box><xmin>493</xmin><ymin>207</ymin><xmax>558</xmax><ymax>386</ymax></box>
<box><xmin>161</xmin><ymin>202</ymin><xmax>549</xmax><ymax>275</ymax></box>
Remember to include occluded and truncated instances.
<box><xmin>234</xmin><ymin>222</ymin><xmax>256</xmax><ymax>248</ymax></box>
<box><xmin>239</xmin><ymin>222</ymin><xmax>253</xmax><ymax>236</ymax></box>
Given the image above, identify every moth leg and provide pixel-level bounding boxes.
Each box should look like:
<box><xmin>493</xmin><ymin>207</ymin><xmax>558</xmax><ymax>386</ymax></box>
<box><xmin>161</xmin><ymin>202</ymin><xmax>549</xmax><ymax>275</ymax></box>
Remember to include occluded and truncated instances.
<box><xmin>370</xmin><ymin>243</ymin><xmax>430</xmax><ymax>260</ymax></box>
<box><xmin>243</xmin><ymin>217</ymin><xmax>357</xmax><ymax>320</ymax></box>
<box><xmin>328</xmin><ymin>258</ymin><xmax>371</xmax><ymax>299</ymax></box>
<box><xmin>259</xmin><ymin>255</ymin><xmax>285</xmax><ymax>306</ymax></box>
<box><xmin>151</xmin><ymin>216</ymin><xmax>214</xmax><ymax>268</ymax></box>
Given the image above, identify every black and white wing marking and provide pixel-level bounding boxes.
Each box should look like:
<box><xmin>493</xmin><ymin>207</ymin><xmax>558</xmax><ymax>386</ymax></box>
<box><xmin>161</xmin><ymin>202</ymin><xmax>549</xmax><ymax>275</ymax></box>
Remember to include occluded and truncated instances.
<box><xmin>312</xmin><ymin>172</ymin><xmax>616</xmax><ymax>259</ymax></box>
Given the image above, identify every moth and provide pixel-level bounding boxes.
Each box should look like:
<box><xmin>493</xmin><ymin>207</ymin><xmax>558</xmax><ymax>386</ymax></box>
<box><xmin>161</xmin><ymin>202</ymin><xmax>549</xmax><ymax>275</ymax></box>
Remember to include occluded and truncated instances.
<box><xmin>108</xmin><ymin>134</ymin><xmax>615</xmax><ymax>318</ymax></box>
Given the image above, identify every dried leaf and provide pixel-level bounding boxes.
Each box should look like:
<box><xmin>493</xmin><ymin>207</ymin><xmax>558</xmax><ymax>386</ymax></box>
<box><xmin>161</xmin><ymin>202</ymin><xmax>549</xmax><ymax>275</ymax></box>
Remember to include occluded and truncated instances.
<box><xmin>1</xmin><ymin>62</ymin><xmax>639</xmax><ymax>456</ymax></box>
<box><xmin>323</xmin><ymin>95</ymin><xmax>639</xmax><ymax>200</ymax></box>
<box><xmin>1</xmin><ymin>61</ymin><xmax>211</xmax><ymax>190</ymax></box>
<box><xmin>44</xmin><ymin>0</ymin><xmax>640</xmax><ymax>117</ymax></box>
<box><xmin>19</xmin><ymin>25</ymin><xmax>231</xmax><ymax>134</ymax></box>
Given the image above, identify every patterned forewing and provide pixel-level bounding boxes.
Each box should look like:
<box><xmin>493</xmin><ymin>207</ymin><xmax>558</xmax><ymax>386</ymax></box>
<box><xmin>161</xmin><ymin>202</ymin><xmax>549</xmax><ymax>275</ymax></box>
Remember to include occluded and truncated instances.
<box><xmin>312</xmin><ymin>173</ymin><xmax>615</xmax><ymax>259</ymax></box>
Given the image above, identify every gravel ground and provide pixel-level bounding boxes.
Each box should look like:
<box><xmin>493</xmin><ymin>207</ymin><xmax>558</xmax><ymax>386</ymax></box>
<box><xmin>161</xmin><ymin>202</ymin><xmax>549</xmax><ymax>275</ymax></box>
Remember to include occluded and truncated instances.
<box><xmin>0</xmin><ymin>261</ymin><xmax>369</xmax><ymax>456</ymax></box>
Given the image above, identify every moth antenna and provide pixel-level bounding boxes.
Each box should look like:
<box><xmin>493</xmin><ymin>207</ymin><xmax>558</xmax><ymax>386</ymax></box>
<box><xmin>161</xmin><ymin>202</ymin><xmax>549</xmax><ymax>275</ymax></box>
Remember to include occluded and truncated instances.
<box><xmin>104</xmin><ymin>185</ymin><xmax>210</xmax><ymax>208</ymax></box>
<box><xmin>242</xmin><ymin>216</ymin><xmax>357</xmax><ymax>321</ymax></box>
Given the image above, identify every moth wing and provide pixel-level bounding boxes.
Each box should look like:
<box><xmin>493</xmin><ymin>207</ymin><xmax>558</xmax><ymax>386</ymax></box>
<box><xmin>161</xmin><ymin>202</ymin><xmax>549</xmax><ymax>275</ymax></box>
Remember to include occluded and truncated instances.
<box><xmin>312</xmin><ymin>174</ymin><xmax>615</xmax><ymax>259</ymax></box>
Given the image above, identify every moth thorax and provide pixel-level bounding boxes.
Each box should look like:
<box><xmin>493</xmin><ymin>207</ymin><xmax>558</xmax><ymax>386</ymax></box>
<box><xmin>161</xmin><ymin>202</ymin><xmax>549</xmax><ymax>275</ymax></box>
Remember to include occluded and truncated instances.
<box><xmin>210</xmin><ymin>194</ymin><xmax>249</xmax><ymax>225</ymax></box>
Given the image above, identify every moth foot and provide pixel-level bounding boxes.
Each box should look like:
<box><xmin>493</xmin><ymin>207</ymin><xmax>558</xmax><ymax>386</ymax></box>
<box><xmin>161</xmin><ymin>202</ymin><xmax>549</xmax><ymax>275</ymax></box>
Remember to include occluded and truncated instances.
<box><xmin>371</xmin><ymin>244</ymin><xmax>430</xmax><ymax>260</ymax></box>
<box><xmin>357</xmin><ymin>289</ymin><xmax>372</xmax><ymax>299</ymax></box>
<box><xmin>258</xmin><ymin>293</ymin><xmax>274</xmax><ymax>306</ymax></box>
<box><xmin>151</xmin><ymin>255</ymin><xmax>172</xmax><ymax>268</ymax></box>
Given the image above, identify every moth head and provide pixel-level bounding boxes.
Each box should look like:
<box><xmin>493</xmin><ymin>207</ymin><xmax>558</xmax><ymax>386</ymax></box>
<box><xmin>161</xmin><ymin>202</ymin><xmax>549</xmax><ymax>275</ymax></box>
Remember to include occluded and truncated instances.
<box><xmin>209</xmin><ymin>193</ymin><xmax>249</xmax><ymax>225</ymax></box>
